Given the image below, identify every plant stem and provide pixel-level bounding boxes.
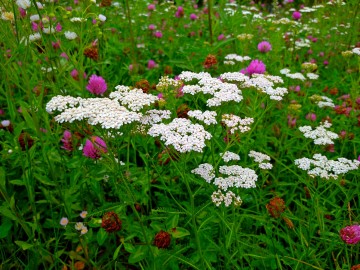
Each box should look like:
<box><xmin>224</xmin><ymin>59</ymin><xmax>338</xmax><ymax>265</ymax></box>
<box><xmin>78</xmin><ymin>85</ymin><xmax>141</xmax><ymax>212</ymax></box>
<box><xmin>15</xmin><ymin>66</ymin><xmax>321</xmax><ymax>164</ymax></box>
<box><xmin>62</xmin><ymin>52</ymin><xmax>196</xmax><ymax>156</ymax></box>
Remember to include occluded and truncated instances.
<box><xmin>207</xmin><ymin>0</ymin><xmax>214</xmax><ymax>45</ymax></box>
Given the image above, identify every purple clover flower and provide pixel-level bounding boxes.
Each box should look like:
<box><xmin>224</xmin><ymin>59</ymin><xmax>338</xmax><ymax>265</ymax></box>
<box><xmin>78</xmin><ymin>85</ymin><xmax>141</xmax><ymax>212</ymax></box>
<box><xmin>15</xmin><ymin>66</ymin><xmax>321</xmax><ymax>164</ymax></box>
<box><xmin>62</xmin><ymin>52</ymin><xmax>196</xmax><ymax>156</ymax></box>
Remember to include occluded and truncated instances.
<box><xmin>257</xmin><ymin>41</ymin><xmax>272</xmax><ymax>53</ymax></box>
<box><xmin>83</xmin><ymin>136</ymin><xmax>107</xmax><ymax>159</ymax></box>
<box><xmin>86</xmin><ymin>75</ymin><xmax>107</xmax><ymax>95</ymax></box>
<box><xmin>340</xmin><ymin>225</ymin><xmax>360</xmax><ymax>245</ymax></box>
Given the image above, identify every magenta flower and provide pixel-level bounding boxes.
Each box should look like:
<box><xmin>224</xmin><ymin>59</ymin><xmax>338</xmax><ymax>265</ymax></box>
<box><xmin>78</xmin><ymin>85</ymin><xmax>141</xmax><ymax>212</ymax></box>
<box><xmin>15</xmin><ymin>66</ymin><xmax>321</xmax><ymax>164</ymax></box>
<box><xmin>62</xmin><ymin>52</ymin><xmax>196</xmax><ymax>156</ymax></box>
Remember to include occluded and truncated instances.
<box><xmin>148</xmin><ymin>24</ymin><xmax>156</xmax><ymax>30</ymax></box>
<box><xmin>148</xmin><ymin>4</ymin><xmax>155</xmax><ymax>11</ymax></box>
<box><xmin>55</xmin><ymin>22</ymin><xmax>62</xmax><ymax>32</ymax></box>
<box><xmin>217</xmin><ymin>34</ymin><xmax>225</xmax><ymax>41</ymax></box>
<box><xmin>154</xmin><ymin>31</ymin><xmax>163</xmax><ymax>38</ymax></box>
<box><xmin>306</xmin><ymin>113</ymin><xmax>316</xmax><ymax>121</ymax></box>
<box><xmin>52</xmin><ymin>40</ymin><xmax>61</xmax><ymax>49</ymax></box>
<box><xmin>18</xmin><ymin>7</ymin><xmax>26</xmax><ymax>18</ymax></box>
<box><xmin>190</xmin><ymin>13</ymin><xmax>197</xmax><ymax>20</ymax></box>
<box><xmin>242</xmin><ymin>59</ymin><xmax>266</xmax><ymax>76</ymax></box>
<box><xmin>60</xmin><ymin>52</ymin><xmax>69</xmax><ymax>60</ymax></box>
<box><xmin>292</xmin><ymin>11</ymin><xmax>301</xmax><ymax>20</ymax></box>
<box><xmin>287</xmin><ymin>115</ymin><xmax>297</xmax><ymax>128</ymax></box>
<box><xmin>175</xmin><ymin>6</ymin><xmax>184</xmax><ymax>18</ymax></box>
<box><xmin>31</xmin><ymin>22</ymin><xmax>39</xmax><ymax>32</ymax></box>
<box><xmin>70</xmin><ymin>69</ymin><xmax>79</xmax><ymax>80</ymax></box>
<box><xmin>340</xmin><ymin>225</ymin><xmax>360</xmax><ymax>245</ymax></box>
<box><xmin>83</xmin><ymin>136</ymin><xmax>107</xmax><ymax>159</ymax></box>
<box><xmin>61</xmin><ymin>130</ymin><xmax>73</xmax><ymax>151</ymax></box>
<box><xmin>147</xmin><ymin>59</ymin><xmax>157</xmax><ymax>69</ymax></box>
<box><xmin>86</xmin><ymin>75</ymin><xmax>107</xmax><ymax>95</ymax></box>
<box><xmin>257</xmin><ymin>41</ymin><xmax>272</xmax><ymax>53</ymax></box>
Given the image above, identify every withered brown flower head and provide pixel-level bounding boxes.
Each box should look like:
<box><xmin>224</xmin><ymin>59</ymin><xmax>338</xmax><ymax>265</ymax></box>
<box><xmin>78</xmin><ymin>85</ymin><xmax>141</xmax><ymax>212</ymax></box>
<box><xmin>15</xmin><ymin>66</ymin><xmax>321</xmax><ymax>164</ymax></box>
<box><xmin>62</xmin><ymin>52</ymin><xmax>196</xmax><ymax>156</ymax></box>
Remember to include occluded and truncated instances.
<box><xmin>135</xmin><ymin>79</ymin><xmax>150</xmax><ymax>93</ymax></box>
<box><xmin>203</xmin><ymin>54</ymin><xmax>217</xmax><ymax>69</ymax></box>
<box><xmin>266</xmin><ymin>197</ymin><xmax>286</xmax><ymax>218</ymax></box>
<box><xmin>154</xmin><ymin>230</ymin><xmax>171</xmax><ymax>249</ymax></box>
<box><xmin>101</xmin><ymin>211</ymin><xmax>122</xmax><ymax>233</ymax></box>
<box><xmin>18</xmin><ymin>132</ymin><xmax>34</xmax><ymax>151</ymax></box>
<box><xmin>84</xmin><ymin>47</ymin><xmax>99</xmax><ymax>61</ymax></box>
<box><xmin>176</xmin><ymin>104</ymin><xmax>190</xmax><ymax>119</ymax></box>
<box><xmin>100</xmin><ymin>0</ymin><xmax>111</xmax><ymax>7</ymax></box>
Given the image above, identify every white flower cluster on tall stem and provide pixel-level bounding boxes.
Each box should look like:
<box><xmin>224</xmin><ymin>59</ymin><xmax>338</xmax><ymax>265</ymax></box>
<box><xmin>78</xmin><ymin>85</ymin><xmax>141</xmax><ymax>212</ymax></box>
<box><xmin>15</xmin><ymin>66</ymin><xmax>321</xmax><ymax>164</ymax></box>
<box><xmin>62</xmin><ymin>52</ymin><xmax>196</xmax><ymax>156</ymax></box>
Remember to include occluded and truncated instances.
<box><xmin>221</xmin><ymin>73</ymin><xmax>288</xmax><ymax>100</ymax></box>
<box><xmin>64</xmin><ymin>31</ymin><xmax>78</xmax><ymax>40</ymax></box>
<box><xmin>179</xmin><ymin>72</ymin><xmax>243</xmax><ymax>107</ymax></box>
<box><xmin>224</xmin><ymin>54</ymin><xmax>251</xmax><ymax>65</ymax></box>
<box><xmin>317</xmin><ymin>96</ymin><xmax>335</xmax><ymax>108</ymax></box>
<box><xmin>140</xmin><ymin>109</ymin><xmax>171</xmax><ymax>125</ymax></box>
<box><xmin>215</xmin><ymin>165</ymin><xmax>258</xmax><ymax>190</ymax></box>
<box><xmin>148</xmin><ymin>118</ymin><xmax>212</xmax><ymax>153</ymax></box>
<box><xmin>211</xmin><ymin>190</ymin><xmax>242</xmax><ymax>207</ymax></box>
<box><xmin>16</xmin><ymin>0</ymin><xmax>31</xmax><ymax>9</ymax></box>
<box><xmin>110</xmin><ymin>85</ymin><xmax>158</xmax><ymax>111</ymax></box>
<box><xmin>248</xmin><ymin>150</ymin><xmax>273</xmax><ymax>169</ymax></box>
<box><xmin>221</xmin><ymin>151</ymin><xmax>240</xmax><ymax>162</ymax></box>
<box><xmin>46</xmin><ymin>96</ymin><xmax>142</xmax><ymax>129</ymax></box>
<box><xmin>295</xmin><ymin>154</ymin><xmax>360</xmax><ymax>179</ymax></box>
<box><xmin>299</xmin><ymin>121</ymin><xmax>338</xmax><ymax>145</ymax></box>
<box><xmin>156</xmin><ymin>76</ymin><xmax>183</xmax><ymax>91</ymax></box>
<box><xmin>188</xmin><ymin>110</ymin><xmax>217</xmax><ymax>125</ymax></box>
<box><xmin>221</xmin><ymin>114</ymin><xmax>254</xmax><ymax>134</ymax></box>
<box><xmin>191</xmin><ymin>163</ymin><xmax>215</xmax><ymax>183</ymax></box>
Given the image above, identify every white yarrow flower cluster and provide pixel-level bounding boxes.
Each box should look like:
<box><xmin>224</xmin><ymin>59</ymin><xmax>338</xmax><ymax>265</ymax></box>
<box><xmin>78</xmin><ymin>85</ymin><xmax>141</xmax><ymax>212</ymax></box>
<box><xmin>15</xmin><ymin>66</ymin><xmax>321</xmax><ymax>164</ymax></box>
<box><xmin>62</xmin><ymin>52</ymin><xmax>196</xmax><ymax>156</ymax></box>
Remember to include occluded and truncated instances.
<box><xmin>191</xmin><ymin>163</ymin><xmax>215</xmax><ymax>183</ymax></box>
<box><xmin>46</xmin><ymin>96</ymin><xmax>142</xmax><ymax>129</ymax></box>
<box><xmin>211</xmin><ymin>190</ymin><xmax>242</xmax><ymax>207</ymax></box>
<box><xmin>140</xmin><ymin>109</ymin><xmax>171</xmax><ymax>125</ymax></box>
<box><xmin>224</xmin><ymin>54</ymin><xmax>251</xmax><ymax>65</ymax></box>
<box><xmin>299</xmin><ymin>121</ymin><xmax>338</xmax><ymax>145</ymax></box>
<box><xmin>307</xmin><ymin>73</ymin><xmax>319</xmax><ymax>80</ymax></box>
<box><xmin>248</xmin><ymin>150</ymin><xmax>273</xmax><ymax>169</ymax></box>
<box><xmin>221</xmin><ymin>114</ymin><xmax>254</xmax><ymax>134</ymax></box>
<box><xmin>64</xmin><ymin>31</ymin><xmax>78</xmax><ymax>40</ymax></box>
<box><xmin>16</xmin><ymin>0</ymin><xmax>31</xmax><ymax>9</ymax></box>
<box><xmin>285</xmin><ymin>72</ymin><xmax>306</xmax><ymax>81</ymax></box>
<box><xmin>148</xmin><ymin>118</ymin><xmax>212</xmax><ymax>153</ymax></box>
<box><xmin>180</xmin><ymin>72</ymin><xmax>243</xmax><ymax>107</ymax></box>
<box><xmin>29</xmin><ymin>33</ymin><xmax>41</xmax><ymax>42</ymax></box>
<box><xmin>222</xmin><ymin>151</ymin><xmax>240</xmax><ymax>162</ymax></box>
<box><xmin>70</xmin><ymin>17</ymin><xmax>86</xmax><ymax>22</ymax></box>
<box><xmin>110</xmin><ymin>86</ymin><xmax>158</xmax><ymax>111</ymax></box>
<box><xmin>214</xmin><ymin>165</ymin><xmax>258</xmax><ymax>190</ymax></box>
<box><xmin>295</xmin><ymin>154</ymin><xmax>360</xmax><ymax>179</ymax></box>
<box><xmin>188</xmin><ymin>110</ymin><xmax>217</xmax><ymax>125</ymax></box>
<box><xmin>352</xmin><ymin>47</ymin><xmax>360</xmax><ymax>56</ymax></box>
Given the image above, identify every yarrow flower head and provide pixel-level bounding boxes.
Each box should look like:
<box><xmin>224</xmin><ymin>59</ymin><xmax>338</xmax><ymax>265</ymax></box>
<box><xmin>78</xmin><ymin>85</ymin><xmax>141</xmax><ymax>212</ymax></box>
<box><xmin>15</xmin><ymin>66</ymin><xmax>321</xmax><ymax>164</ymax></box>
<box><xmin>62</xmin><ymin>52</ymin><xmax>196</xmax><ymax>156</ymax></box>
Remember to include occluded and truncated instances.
<box><xmin>86</xmin><ymin>75</ymin><xmax>107</xmax><ymax>95</ymax></box>
<box><xmin>257</xmin><ymin>41</ymin><xmax>272</xmax><ymax>53</ymax></box>
<box><xmin>340</xmin><ymin>225</ymin><xmax>360</xmax><ymax>245</ymax></box>
<box><xmin>299</xmin><ymin>121</ymin><xmax>338</xmax><ymax>145</ymax></box>
<box><xmin>83</xmin><ymin>136</ymin><xmax>107</xmax><ymax>159</ymax></box>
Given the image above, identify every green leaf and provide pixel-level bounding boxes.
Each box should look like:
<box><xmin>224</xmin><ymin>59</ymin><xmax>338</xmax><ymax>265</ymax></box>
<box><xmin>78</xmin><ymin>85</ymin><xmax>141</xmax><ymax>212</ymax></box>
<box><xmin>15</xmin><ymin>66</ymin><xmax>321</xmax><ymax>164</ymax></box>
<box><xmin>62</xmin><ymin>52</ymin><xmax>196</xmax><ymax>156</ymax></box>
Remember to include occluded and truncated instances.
<box><xmin>124</xmin><ymin>243</ymin><xmax>135</xmax><ymax>253</ymax></box>
<box><xmin>166</xmin><ymin>214</ymin><xmax>179</xmax><ymax>229</ymax></box>
<box><xmin>15</xmin><ymin>241</ymin><xmax>34</xmax><ymax>250</ymax></box>
<box><xmin>96</xmin><ymin>228</ymin><xmax>108</xmax><ymax>246</ymax></box>
<box><xmin>128</xmin><ymin>246</ymin><xmax>147</xmax><ymax>264</ymax></box>
<box><xmin>9</xmin><ymin>180</ymin><xmax>25</xmax><ymax>186</ymax></box>
<box><xmin>170</xmin><ymin>227</ymin><xmax>190</xmax><ymax>239</ymax></box>
<box><xmin>0</xmin><ymin>167</ymin><xmax>6</xmax><ymax>192</ymax></box>
<box><xmin>0</xmin><ymin>218</ymin><xmax>12</xmax><ymax>238</ymax></box>
<box><xmin>113</xmin><ymin>244</ymin><xmax>123</xmax><ymax>260</ymax></box>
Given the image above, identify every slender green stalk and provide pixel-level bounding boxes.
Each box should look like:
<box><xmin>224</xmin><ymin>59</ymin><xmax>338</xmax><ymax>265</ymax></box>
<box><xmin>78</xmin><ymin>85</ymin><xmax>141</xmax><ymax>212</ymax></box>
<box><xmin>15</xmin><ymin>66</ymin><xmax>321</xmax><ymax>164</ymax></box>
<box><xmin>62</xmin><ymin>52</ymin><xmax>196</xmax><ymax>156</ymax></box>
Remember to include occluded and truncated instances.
<box><xmin>207</xmin><ymin>0</ymin><xmax>214</xmax><ymax>45</ymax></box>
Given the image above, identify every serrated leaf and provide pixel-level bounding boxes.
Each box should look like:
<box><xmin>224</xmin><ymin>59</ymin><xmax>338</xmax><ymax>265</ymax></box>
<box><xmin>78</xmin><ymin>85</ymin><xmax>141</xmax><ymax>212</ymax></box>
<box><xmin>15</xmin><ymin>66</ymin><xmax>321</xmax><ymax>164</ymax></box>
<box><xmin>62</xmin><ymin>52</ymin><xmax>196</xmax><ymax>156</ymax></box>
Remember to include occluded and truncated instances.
<box><xmin>15</xmin><ymin>241</ymin><xmax>33</xmax><ymax>250</ymax></box>
<box><xmin>124</xmin><ymin>243</ymin><xmax>135</xmax><ymax>253</ymax></box>
<box><xmin>128</xmin><ymin>246</ymin><xmax>147</xmax><ymax>264</ymax></box>
<box><xmin>170</xmin><ymin>227</ymin><xmax>190</xmax><ymax>239</ymax></box>
<box><xmin>96</xmin><ymin>228</ymin><xmax>108</xmax><ymax>246</ymax></box>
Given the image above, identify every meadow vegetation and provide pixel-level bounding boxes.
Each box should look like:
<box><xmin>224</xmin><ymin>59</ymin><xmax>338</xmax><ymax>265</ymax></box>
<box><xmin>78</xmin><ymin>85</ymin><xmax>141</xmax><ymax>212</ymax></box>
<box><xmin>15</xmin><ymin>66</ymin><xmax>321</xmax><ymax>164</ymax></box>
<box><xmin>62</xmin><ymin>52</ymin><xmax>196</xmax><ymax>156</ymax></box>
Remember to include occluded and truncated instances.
<box><xmin>0</xmin><ymin>0</ymin><xmax>359</xmax><ymax>269</ymax></box>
